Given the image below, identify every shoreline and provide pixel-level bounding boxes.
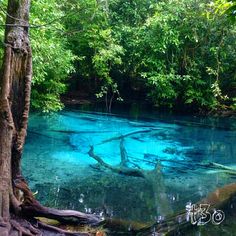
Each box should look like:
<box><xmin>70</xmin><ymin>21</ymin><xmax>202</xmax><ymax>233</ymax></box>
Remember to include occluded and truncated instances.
<box><xmin>61</xmin><ymin>94</ymin><xmax>236</xmax><ymax>118</ymax></box>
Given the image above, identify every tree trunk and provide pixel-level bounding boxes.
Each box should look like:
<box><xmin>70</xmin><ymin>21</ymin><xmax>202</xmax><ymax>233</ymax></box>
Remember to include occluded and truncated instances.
<box><xmin>0</xmin><ymin>0</ymin><xmax>32</xmax><ymax>231</ymax></box>
<box><xmin>0</xmin><ymin>1</ymin><xmax>102</xmax><ymax>235</ymax></box>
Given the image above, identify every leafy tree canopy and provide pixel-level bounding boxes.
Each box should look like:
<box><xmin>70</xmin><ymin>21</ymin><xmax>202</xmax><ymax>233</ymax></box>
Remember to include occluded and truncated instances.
<box><xmin>0</xmin><ymin>0</ymin><xmax>235</xmax><ymax>112</ymax></box>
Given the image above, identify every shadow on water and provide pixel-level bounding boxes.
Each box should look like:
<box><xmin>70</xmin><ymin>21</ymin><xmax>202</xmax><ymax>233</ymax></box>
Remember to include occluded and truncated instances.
<box><xmin>22</xmin><ymin>107</ymin><xmax>236</xmax><ymax>235</ymax></box>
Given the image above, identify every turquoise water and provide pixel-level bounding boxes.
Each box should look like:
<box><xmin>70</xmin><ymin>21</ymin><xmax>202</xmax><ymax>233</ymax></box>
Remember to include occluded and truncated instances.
<box><xmin>22</xmin><ymin>109</ymin><xmax>236</xmax><ymax>232</ymax></box>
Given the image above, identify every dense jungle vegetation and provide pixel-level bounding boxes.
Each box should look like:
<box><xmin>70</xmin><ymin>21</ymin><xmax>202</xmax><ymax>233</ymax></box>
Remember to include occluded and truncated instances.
<box><xmin>0</xmin><ymin>1</ymin><xmax>236</xmax><ymax>235</ymax></box>
<box><xmin>0</xmin><ymin>0</ymin><xmax>235</xmax><ymax>113</ymax></box>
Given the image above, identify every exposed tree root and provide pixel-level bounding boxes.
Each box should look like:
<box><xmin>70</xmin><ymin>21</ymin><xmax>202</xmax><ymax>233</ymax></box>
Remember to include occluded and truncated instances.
<box><xmin>0</xmin><ymin>222</ymin><xmax>10</xmax><ymax>236</ymax></box>
<box><xmin>10</xmin><ymin>218</ymin><xmax>41</xmax><ymax>236</ymax></box>
<box><xmin>0</xmin><ymin>203</ymin><xmax>105</xmax><ymax>236</ymax></box>
<box><xmin>13</xmin><ymin>178</ymin><xmax>103</xmax><ymax>227</ymax></box>
<box><xmin>37</xmin><ymin>221</ymin><xmax>90</xmax><ymax>236</ymax></box>
<box><xmin>22</xmin><ymin>205</ymin><xmax>102</xmax><ymax>227</ymax></box>
<box><xmin>3</xmin><ymin>215</ymin><xmax>94</xmax><ymax>236</ymax></box>
<box><xmin>0</xmin><ymin>177</ymin><xmax>105</xmax><ymax>235</ymax></box>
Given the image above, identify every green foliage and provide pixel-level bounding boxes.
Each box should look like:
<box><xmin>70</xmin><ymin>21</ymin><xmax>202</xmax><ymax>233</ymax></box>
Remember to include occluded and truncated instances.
<box><xmin>30</xmin><ymin>0</ymin><xmax>75</xmax><ymax>112</ymax></box>
<box><xmin>64</xmin><ymin>0</ymin><xmax>235</xmax><ymax>111</ymax></box>
<box><xmin>63</xmin><ymin>0</ymin><xmax>124</xmax><ymax>93</ymax></box>
<box><xmin>137</xmin><ymin>0</ymin><xmax>230</xmax><ymax>109</ymax></box>
<box><xmin>110</xmin><ymin>0</ymin><xmax>236</xmax><ymax>110</ymax></box>
<box><xmin>0</xmin><ymin>0</ymin><xmax>75</xmax><ymax>112</ymax></box>
<box><xmin>0</xmin><ymin>0</ymin><xmax>235</xmax><ymax>112</ymax></box>
<box><xmin>216</xmin><ymin>0</ymin><xmax>236</xmax><ymax>21</ymax></box>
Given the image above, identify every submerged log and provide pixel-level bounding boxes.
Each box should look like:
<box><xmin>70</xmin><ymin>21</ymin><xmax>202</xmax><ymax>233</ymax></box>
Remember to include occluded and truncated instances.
<box><xmin>138</xmin><ymin>183</ymin><xmax>236</xmax><ymax>235</ymax></box>
<box><xmin>98</xmin><ymin>128</ymin><xmax>163</xmax><ymax>145</ymax></box>
<box><xmin>49</xmin><ymin>130</ymin><xmax>115</xmax><ymax>134</ymax></box>
<box><xmin>207</xmin><ymin>162</ymin><xmax>236</xmax><ymax>172</ymax></box>
<box><xmin>88</xmin><ymin>146</ymin><xmax>145</xmax><ymax>178</ymax></box>
<box><xmin>120</xmin><ymin>138</ymin><xmax>129</xmax><ymax>167</ymax></box>
<box><xmin>143</xmin><ymin>154</ymin><xmax>236</xmax><ymax>175</ymax></box>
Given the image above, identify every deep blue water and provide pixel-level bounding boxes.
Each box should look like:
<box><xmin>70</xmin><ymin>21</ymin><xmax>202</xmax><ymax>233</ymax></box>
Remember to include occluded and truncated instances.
<box><xmin>22</xmin><ymin>108</ymin><xmax>236</xmax><ymax>232</ymax></box>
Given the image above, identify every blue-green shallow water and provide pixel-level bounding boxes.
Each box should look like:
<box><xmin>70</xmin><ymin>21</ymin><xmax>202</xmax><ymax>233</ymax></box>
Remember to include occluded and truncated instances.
<box><xmin>22</xmin><ymin>108</ymin><xmax>236</xmax><ymax>234</ymax></box>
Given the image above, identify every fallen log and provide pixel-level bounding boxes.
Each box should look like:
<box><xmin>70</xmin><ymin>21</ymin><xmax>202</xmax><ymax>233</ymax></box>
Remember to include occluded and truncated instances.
<box><xmin>97</xmin><ymin>128</ymin><xmax>163</xmax><ymax>145</ymax></box>
<box><xmin>120</xmin><ymin>138</ymin><xmax>128</xmax><ymax>167</ymax></box>
<box><xmin>206</xmin><ymin>162</ymin><xmax>236</xmax><ymax>172</ymax></box>
<box><xmin>49</xmin><ymin>130</ymin><xmax>115</xmax><ymax>134</ymax></box>
<box><xmin>137</xmin><ymin>183</ymin><xmax>236</xmax><ymax>235</ymax></box>
<box><xmin>88</xmin><ymin>146</ymin><xmax>145</xmax><ymax>178</ymax></box>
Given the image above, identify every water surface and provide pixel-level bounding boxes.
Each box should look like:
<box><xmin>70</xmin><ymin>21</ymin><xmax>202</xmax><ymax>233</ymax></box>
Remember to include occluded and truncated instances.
<box><xmin>22</xmin><ymin>108</ymin><xmax>236</xmax><ymax>234</ymax></box>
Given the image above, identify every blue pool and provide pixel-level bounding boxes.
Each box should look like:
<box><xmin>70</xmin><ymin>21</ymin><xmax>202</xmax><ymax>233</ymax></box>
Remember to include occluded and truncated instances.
<box><xmin>22</xmin><ymin>108</ymin><xmax>236</xmax><ymax>234</ymax></box>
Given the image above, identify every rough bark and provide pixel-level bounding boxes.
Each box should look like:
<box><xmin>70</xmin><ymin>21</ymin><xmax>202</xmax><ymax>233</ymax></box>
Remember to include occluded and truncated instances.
<box><xmin>0</xmin><ymin>1</ymin><xmax>103</xmax><ymax>235</ymax></box>
<box><xmin>0</xmin><ymin>0</ymin><xmax>32</xmax><ymax>229</ymax></box>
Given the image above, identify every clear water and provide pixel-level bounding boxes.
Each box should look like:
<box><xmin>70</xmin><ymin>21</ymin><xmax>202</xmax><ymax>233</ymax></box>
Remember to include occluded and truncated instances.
<box><xmin>22</xmin><ymin>108</ymin><xmax>236</xmax><ymax>233</ymax></box>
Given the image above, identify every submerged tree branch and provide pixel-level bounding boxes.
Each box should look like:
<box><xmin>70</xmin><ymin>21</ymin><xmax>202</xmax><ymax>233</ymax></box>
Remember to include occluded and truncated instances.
<box><xmin>120</xmin><ymin>138</ymin><xmax>128</xmax><ymax>167</ymax></box>
<box><xmin>88</xmin><ymin>146</ymin><xmax>145</xmax><ymax>178</ymax></box>
<box><xmin>98</xmin><ymin>128</ymin><xmax>162</xmax><ymax>145</ymax></box>
<box><xmin>137</xmin><ymin>182</ymin><xmax>236</xmax><ymax>235</ymax></box>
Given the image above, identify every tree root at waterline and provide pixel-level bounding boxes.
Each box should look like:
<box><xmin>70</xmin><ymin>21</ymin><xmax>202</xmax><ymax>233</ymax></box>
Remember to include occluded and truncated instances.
<box><xmin>0</xmin><ymin>177</ymin><xmax>105</xmax><ymax>236</ymax></box>
<box><xmin>8</xmin><ymin>181</ymin><xmax>236</xmax><ymax>236</ymax></box>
